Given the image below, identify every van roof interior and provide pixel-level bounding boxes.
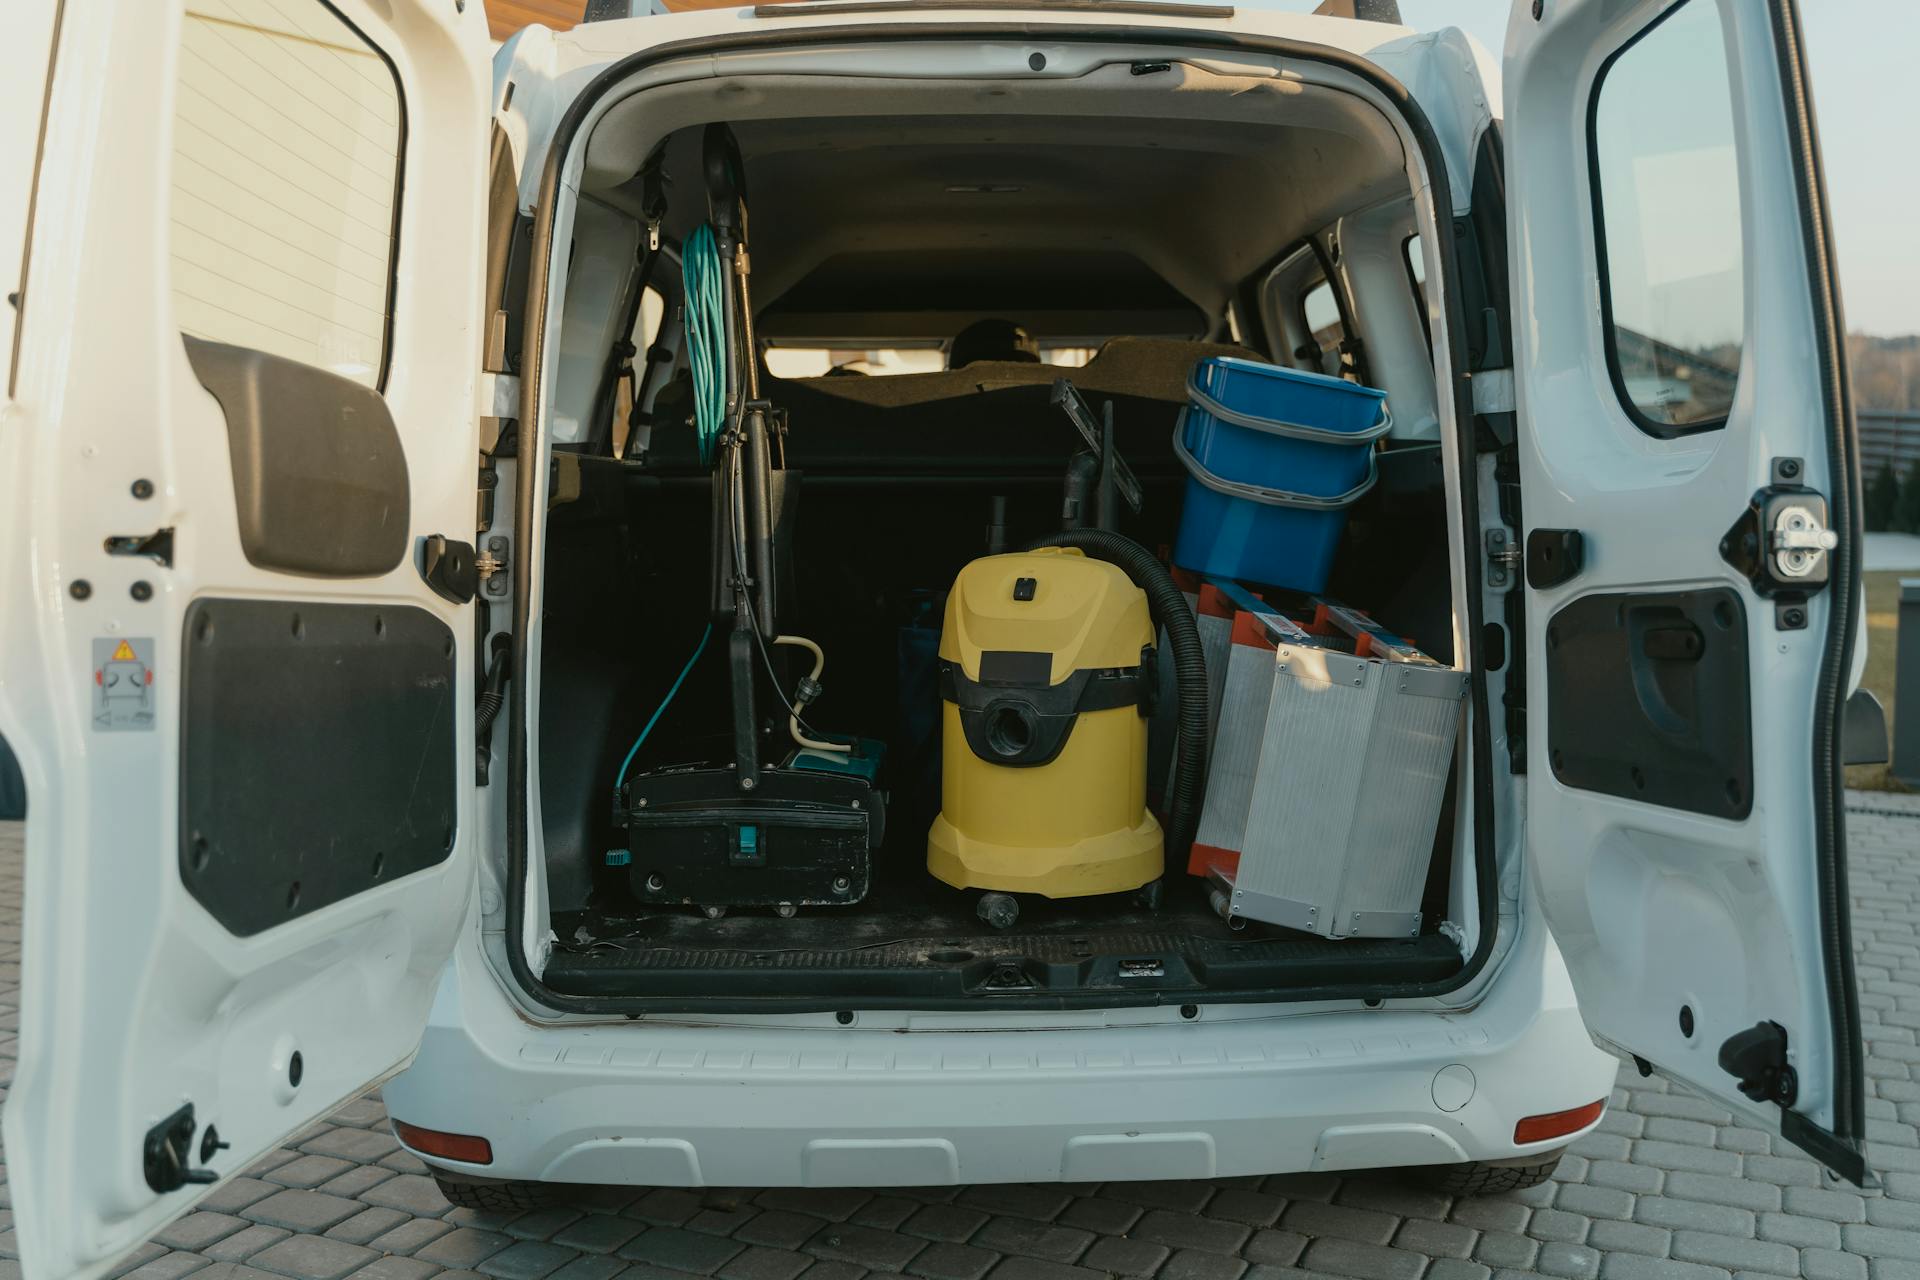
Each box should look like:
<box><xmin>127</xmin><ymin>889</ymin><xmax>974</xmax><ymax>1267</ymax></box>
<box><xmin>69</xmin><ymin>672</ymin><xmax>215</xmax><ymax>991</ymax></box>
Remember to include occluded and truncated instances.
<box><xmin>577</xmin><ymin>63</ymin><xmax>1412</xmax><ymax>343</ymax></box>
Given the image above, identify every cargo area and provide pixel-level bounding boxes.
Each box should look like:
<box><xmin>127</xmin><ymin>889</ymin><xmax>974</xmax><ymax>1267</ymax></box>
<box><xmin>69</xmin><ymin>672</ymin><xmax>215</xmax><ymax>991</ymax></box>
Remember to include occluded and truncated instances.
<box><xmin>503</xmin><ymin>56</ymin><xmax>1488</xmax><ymax>1007</ymax></box>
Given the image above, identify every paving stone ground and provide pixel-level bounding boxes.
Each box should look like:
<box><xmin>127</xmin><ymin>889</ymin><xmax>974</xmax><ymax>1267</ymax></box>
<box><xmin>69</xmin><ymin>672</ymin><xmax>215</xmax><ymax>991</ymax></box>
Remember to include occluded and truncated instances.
<box><xmin>2</xmin><ymin>801</ymin><xmax>1919</xmax><ymax>1280</ymax></box>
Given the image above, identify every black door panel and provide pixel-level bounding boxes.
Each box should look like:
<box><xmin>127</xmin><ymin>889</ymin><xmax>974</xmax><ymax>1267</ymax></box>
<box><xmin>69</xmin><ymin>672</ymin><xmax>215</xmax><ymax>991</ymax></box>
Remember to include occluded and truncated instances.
<box><xmin>1545</xmin><ymin>588</ymin><xmax>1752</xmax><ymax>819</ymax></box>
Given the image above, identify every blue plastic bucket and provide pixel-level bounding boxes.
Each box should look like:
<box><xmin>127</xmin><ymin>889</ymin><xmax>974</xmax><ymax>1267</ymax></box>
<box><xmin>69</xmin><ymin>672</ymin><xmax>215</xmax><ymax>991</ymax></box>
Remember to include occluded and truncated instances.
<box><xmin>1171</xmin><ymin>357</ymin><xmax>1390</xmax><ymax>593</ymax></box>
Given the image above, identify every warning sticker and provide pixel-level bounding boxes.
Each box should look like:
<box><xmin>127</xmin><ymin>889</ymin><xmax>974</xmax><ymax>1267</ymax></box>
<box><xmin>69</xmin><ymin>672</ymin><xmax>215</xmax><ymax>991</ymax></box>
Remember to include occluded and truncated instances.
<box><xmin>92</xmin><ymin>637</ymin><xmax>156</xmax><ymax>732</ymax></box>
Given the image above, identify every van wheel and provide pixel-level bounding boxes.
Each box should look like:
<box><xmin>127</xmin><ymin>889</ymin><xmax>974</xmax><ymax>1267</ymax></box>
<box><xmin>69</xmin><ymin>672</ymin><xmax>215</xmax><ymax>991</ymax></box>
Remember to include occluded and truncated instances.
<box><xmin>1423</xmin><ymin>1151</ymin><xmax>1564</xmax><ymax>1195</ymax></box>
<box><xmin>432</xmin><ymin>1174</ymin><xmax>556</xmax><ymax>1213</ymax></box>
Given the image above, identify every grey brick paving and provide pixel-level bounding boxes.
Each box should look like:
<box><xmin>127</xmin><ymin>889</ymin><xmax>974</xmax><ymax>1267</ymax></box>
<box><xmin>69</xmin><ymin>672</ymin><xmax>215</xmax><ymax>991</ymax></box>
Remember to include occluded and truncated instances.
<box><xmin>4</xmin><ymin>805</ymin><xmax>1920</xmax><ymax>1280</ymax></box>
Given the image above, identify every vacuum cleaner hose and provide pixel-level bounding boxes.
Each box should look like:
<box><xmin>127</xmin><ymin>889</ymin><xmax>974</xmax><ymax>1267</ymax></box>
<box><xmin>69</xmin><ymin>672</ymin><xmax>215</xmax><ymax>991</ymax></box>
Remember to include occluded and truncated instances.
<box><xmin>1025</xmin><ymin>529</ymin><xmax>1207</xmax><ymax>866</ymax></box>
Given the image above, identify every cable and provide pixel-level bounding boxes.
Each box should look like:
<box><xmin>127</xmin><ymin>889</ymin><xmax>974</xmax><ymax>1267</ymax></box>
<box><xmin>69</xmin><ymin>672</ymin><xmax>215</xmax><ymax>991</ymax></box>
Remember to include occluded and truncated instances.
<box><xmin>1026</xmin><ymin>529</ymin><xmax>1208</xmax><ymax>866</ymax></box>
<box><xmin>681</xmin><ymin>224</ymin><xmax>727</xmax><ymax>466</ymax></box>
<box><xmin>772</xmin><ymin>634</ymin><xmax>852</xmax><ymax>754</ymax></box>
<box><xmin>614</xmin><ymin>622</ymin><xmax>712</xmax><ymax>792</ymax></box>
<box><xmin>724</xmin><ymin>444</ymin><xmax>851</xmax><ymax>750</ymax></box>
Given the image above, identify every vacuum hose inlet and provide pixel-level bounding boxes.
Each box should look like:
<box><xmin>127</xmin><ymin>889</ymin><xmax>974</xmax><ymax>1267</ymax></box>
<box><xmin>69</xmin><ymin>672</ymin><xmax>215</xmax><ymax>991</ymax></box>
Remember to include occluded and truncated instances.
<box><xmin>1025</xmin><ymin>529</ymin><xmax>1208</xmax><ymax>866</ymax></box>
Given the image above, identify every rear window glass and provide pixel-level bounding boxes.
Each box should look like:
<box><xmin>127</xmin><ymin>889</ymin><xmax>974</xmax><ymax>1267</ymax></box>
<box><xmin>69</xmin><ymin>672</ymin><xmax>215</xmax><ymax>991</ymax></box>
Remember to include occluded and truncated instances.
<box><xmin>169</xmin><ymin>0</ymin><xmax>403</xmax><ymax>389</ymax></box>
<box><xmin>764</xmin><ymin>345</ymin><xmax>1095</xmax><ymax>378</ymax></box>
<box><xmin>1404</xmin><ymin>234</ymin><xmax>1431</xmax><ymax>348</ymax></box>
<box><xmin>1589</xmin><ymin>0</ymin><xmax>1744</xmax><ymax>433</ymax></box>
<box><xmin>1301</xmin><ymin>279</ymin><xmax>1344</xmax><ymax>377</ymax></box>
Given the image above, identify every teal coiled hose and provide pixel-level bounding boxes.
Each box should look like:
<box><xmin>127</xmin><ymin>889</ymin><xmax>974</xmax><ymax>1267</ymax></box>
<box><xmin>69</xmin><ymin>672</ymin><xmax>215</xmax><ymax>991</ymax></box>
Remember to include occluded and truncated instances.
<box><xmin>615</xmin><ymin>622</ymin><xmax>712</xmax><ymax>792</ymax></box>
<box><xmin>681</xmin><ymin>223</ymin><xmax>728</xmax><ymax>467</ymax></box>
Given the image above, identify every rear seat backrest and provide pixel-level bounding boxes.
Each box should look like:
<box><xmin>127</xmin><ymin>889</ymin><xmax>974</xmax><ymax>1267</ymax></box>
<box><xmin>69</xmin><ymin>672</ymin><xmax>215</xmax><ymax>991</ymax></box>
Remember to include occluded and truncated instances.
<box><xmin>771</xmin><ymin>337</ymin><xmax>1263</xmax><ymax>411</ymax></box>
<box><xmin>645</xmin><ymin>338</ymin><xmax>1264</xmax><ymax>470</ymax></box>
<box><xmin>1077</xmin><ymin>337</ymin><xmax>1263</xmax><ymax>403</ymax></box>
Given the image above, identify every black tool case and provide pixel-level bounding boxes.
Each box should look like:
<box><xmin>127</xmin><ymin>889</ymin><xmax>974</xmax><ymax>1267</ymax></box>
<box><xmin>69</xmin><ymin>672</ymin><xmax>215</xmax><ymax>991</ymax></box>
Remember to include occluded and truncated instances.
<box><xmin>618</xmin><ymin>765</ymin><xmax>884</xmax><ymax>910</ymax></box>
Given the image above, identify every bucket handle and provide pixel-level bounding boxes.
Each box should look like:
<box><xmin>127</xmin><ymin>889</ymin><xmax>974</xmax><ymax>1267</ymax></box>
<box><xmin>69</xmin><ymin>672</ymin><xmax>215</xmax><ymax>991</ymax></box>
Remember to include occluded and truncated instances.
<box><xmin>1186</xmin><ymin>371</ymin><xmax>1394</xmax><ymax>445</ymax></box>
<box><xmin>1173</xmin><ymin>409</ymin><xmax>1380</xmax><ymax>511</ymax></box>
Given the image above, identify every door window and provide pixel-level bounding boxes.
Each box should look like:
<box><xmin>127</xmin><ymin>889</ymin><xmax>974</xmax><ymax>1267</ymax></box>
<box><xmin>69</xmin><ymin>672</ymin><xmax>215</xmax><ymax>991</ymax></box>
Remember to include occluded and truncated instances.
<box><xmin>1403</xmin><ymin>233</ymin><xmax>1431</xmax><ymax>349</ymax></box>
<box><xmin>1589</xmin><ymin>0</ymin><xmax>1744</xmax><ymax>434</ymax></box>
<box><xmin>169</xmin><ymin>0</ymin><xmax>404</xmax><ymax>389</ymax></box>
<box><xmin>1300</xmin><ymin>277</ymin><xmax>1345</xmax><ymax>377</ymax></box>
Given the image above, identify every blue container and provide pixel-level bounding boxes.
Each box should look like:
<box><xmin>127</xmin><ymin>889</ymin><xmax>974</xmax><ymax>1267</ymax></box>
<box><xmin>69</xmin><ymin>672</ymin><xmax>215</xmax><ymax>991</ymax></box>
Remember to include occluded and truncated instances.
<box><xmin>1171</xmin><ymin>357</ymin><xmax>1390</xmax><ymax>593</ymax></box>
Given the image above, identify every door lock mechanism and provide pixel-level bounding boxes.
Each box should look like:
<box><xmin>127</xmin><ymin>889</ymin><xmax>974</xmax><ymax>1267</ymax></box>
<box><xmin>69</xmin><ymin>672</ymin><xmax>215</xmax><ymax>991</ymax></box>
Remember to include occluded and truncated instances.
<box><xmin>1770</xmin><ymin>503</ymin><xmax>1838</xmax><ymax>580</ymax></box>
<box><xmin>1719</xmin><ymin>457</ymin><xmax>1837</xmax><ymax>629</ymax></box>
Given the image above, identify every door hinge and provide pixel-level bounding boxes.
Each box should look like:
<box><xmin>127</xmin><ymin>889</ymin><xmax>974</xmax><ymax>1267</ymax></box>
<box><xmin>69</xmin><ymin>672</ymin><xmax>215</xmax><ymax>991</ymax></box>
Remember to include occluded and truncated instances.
<box><xmin>1485</xmin><ymin>527</ymin><xmax>1522</xmax><ymax>591</ymax></box>
<box><xmin>476</xmin><ymin>534</ymin><xmax>510</xmax><ymax>598</ymax></box>
<box><xmin>143</xmin><ymin>1102</ymin><xmax>227</xmax><ymax>1194</ymax></box>
<box><xmin>1712</xmin><ymin>1019</ymin><xmax>1872</xmax><ymax>1186</ymax></box>
<box><xmin>1718</xmin><ymin>456</ymin><xmax>1838</xmax><ymax>630</ymax></box>
<box><xmin>1718</xmin><ymin>1020</ymin><xmax>1799</xmax><ymax>1108</ymax></box>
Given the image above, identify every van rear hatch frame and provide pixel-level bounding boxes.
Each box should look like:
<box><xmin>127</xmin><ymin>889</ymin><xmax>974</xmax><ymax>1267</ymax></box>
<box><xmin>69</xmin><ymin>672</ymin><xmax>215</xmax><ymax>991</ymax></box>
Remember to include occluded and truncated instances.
<box><xmin>504</xmin><ymin>21</ymin><xmax>1503</xmax><ymax>1016</ymax></box>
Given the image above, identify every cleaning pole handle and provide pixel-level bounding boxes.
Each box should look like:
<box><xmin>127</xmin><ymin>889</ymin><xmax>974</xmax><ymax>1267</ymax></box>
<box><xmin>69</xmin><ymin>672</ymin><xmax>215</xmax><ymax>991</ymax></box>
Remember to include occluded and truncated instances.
<box><xmin>702</xmin><ymin>123</ymin><xmax>746</xmax><ymax>237</ymax></box>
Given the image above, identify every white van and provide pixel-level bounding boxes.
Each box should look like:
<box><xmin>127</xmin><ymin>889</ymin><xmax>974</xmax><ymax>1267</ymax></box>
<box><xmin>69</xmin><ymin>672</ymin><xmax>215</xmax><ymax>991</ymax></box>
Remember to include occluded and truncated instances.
<box><xmin>0</xmin><ymin>0</ymin><xmax>1879</xmax><ymax>1276</ymax></box>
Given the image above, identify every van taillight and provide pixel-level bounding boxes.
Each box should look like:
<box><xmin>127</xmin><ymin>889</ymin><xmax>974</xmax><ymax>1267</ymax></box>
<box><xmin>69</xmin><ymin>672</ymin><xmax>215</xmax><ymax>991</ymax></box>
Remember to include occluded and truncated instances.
<box><xmin>1513</xmin><ymin>1099</ymin><xmax>1607</xmax><ymax>1146</ymax></box>
<box><xmin>392</xmin><ymin>1120</ymin><xmax>493</xmax><ymax>1165</ymax></box>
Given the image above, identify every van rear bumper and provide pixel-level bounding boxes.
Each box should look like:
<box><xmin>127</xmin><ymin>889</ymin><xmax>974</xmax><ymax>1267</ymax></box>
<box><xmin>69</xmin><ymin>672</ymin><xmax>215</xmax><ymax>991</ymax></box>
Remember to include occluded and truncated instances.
<box><xmin>382</xmin><ymin>926</ymin><xmax>1617</xmax><ymax>1186</ymax></box>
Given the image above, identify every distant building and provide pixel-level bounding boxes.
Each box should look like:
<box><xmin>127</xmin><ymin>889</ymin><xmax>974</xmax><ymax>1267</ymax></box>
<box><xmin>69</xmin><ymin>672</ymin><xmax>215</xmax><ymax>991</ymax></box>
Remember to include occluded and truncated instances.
<box><xmin>489</xmin><ymin>1</ymin><xmax>589</xmax><ymax>41</ymax></box>
<box><xmin>1860</xmin><ymin>410</ymin><xmax>1920</xmax><ymax>480</ymax></box>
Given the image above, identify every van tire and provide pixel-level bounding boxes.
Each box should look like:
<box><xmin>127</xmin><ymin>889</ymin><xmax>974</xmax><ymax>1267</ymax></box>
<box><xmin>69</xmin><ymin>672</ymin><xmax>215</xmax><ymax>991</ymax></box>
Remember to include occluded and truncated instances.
<box><xmin>1424</xmin><ymin>1151</ymin><xmax>1564</xmax><ymax>1195</ymax></box>
<box><xmin>431</xmin><ymin>1174</ymin><xmax>556</xmax><ymax>1213</ymax></box>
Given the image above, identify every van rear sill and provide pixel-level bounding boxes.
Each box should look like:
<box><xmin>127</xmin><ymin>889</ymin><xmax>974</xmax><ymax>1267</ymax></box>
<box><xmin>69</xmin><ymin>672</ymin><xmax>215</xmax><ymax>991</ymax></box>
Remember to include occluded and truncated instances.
<box><xmin>540</xmin><ymin>929</ymin><xmax>1460</xmax><ymax>1000</ymax></box>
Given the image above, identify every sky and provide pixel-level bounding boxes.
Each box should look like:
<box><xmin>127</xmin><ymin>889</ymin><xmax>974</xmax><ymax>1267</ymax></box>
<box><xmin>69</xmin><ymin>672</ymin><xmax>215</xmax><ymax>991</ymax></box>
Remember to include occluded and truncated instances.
<box><xmin>1393</xmin><ymin>0</ymin><xmax>1918</xmax><ymax>339</ymax></box>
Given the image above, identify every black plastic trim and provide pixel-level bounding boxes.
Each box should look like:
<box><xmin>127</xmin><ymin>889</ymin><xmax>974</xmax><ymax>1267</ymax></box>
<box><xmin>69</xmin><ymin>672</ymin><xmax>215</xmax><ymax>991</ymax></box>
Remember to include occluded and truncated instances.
<box><xmin>1524</xmin><ymin>528</ymin><xmax>1585</xmax><ymax>590</ymax></box>
<box><xmin>1769</xmin><ymin>0</ymin><xmax>1867</xmax><ymax>1176</ymax></box>
<box><xmin>508</xmin><ymin>22</ymin><xmax>1499</xmax><ymax>1015</ymax></box>
<box><xmin>940</xmin><ymin>656</ymin><xmax>1148</xmax><ymax>768</ymax></box>
<box><xmin>1543</xmin><ymin>588</ymin><xmax>1752</xmax><ymax>821</ymax></box>
<box><xmin>184</xmin><ymin>337</ymin><xmax>411</xmax><ymax>576</ymax></box>
<box><xmin>1583</xmin><ymin>0</ymin><xmax>1734</xmax><ymax>441</ymax></box>
<box><xmin>180</xmin><ymin>598</ymin><xmax>456</xmax><ymax>937</ymax></box>
<box><xmin>546</xmin><ymin>932</ymin><xmax>1463</xmax><ymax>1000</ymax></box>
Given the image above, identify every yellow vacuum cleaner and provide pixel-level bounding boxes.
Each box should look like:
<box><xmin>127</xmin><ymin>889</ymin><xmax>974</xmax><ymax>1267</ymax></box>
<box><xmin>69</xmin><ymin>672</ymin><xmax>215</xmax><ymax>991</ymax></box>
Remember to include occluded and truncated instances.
<box><xmin>929</xmin><ymin>539</ymin><xmax>1206</xmax><ymax>914</ymax></box>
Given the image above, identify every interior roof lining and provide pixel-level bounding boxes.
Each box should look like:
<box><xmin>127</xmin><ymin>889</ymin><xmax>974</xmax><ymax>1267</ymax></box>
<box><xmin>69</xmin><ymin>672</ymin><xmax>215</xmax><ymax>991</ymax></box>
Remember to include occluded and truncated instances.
<box><xmin>577</xmin><ymin>61</ymin><xmax>1411</xmax><ymax>319</ymax></box>
<box><xmin>582</xmin><ymin>59</ymin><xmax>1407</xmax><ymax>191</ymax></box>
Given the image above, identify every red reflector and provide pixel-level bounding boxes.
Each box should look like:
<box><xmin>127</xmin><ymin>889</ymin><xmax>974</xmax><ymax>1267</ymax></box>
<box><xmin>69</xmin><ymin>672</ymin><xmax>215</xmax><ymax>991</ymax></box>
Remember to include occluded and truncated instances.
<box><xmin>392</xmin><ymin>1120</ymin><xmax>493</xmax><ymax>1165</ymax></box>
<box><xmin>1514</xmin><ymin>1099</ymin><xmax>1607</xmax><ymax>1146</ymax></box>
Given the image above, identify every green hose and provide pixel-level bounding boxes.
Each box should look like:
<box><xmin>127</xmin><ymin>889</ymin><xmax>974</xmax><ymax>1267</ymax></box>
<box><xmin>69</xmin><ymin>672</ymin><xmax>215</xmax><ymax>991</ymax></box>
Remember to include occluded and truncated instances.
<box><xmin>681</xmin><ymin>223</ymin><xmax>727</xmax><ymax>467</ymax></box>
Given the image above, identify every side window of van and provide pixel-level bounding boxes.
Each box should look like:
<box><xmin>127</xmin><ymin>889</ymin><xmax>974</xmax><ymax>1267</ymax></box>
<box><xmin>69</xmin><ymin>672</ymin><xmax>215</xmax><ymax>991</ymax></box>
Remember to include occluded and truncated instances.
<box><xmin>1299</xmin><ymin>277</ymin><xmax>1345</xmax><ymax>378</ymax></box>
<box><xmin>169</xmin><ymin>0</ymin><xmax>404</xmax><ymax>390</ymax></box>
<box><xmin>1403</xmin><ymin>234</ymin><xmax>1431</xmax><ymax>349</ymax></box>
<box><xmin>1589</xmin><ymin>0</ymin><xmax>1743</xmax><ymax>434</ymax></box>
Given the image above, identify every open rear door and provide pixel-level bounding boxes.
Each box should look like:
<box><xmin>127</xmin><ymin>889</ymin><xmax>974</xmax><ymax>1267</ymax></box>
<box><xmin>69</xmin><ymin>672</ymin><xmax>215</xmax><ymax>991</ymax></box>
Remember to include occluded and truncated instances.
<box><xmin>0</xmin><ymin>2</ymin><xmax>493</xmax><ymax>1275</ymax></box>
<box><xmin>1504</xmin><ymin>0</ymin><xmax>1866</xmax><ymax>1180</ymax></box>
